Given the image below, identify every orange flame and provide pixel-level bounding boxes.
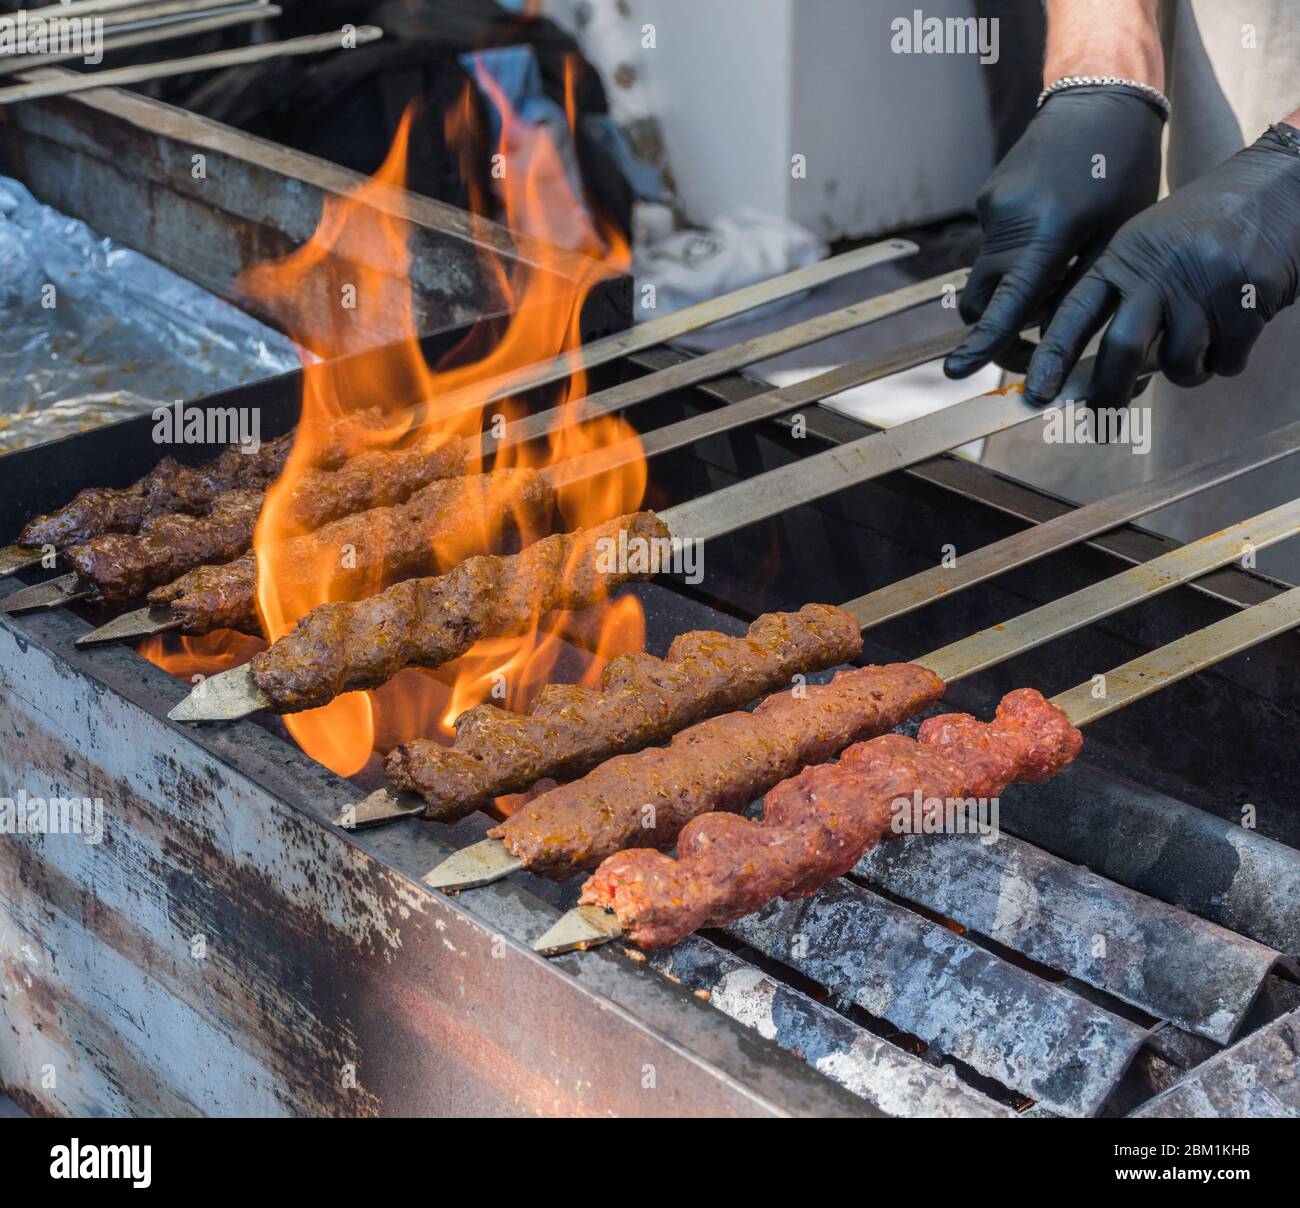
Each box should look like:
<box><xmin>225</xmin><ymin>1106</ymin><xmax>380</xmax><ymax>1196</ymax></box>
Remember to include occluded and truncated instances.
<box><xmin>143</xmin><ymin>61</ymin><xmax>644</xmax><ymax>778</ymax></box>
<box><xmin>139</xmin><ymin>630</ymin><xmax>265</xmax><ymax>680</ymax></box>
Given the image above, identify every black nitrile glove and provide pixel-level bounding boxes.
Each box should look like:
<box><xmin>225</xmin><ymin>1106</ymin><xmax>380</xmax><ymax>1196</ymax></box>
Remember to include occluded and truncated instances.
<box><xmin>1024</xmin><ymin>126</ymin><xmax>1300</xmax><ymax>407</ymax></box>
<box><xmin>944</xmin><ymin>86</ymin><xmax>1165</xmax><ymax>379</ymax></box>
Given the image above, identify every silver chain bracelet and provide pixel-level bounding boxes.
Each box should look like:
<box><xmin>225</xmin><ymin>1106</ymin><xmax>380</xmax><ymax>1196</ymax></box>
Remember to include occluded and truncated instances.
<box><xmin>1037</xmin><ymin>75</ymin><xmax>1171</xmax><ymax>120</ymax></box>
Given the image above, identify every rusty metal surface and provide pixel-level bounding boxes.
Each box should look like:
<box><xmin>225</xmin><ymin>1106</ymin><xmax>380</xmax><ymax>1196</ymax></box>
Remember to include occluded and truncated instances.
<box><xmin>648</xmin><ymin>937</ymin><xmax>1018</xmax><ymax>1118</ymax></box>
<box><xmin>0</xmin><ymin>599</ymin><xmax>872</xmax><ymax>1117</ymax></box>
<box><xmin>1000</xmin><ymin>766</ymin><xmax>1300</xmax><ymax>958</ymax></box>
<box><xmin>1132</xmin><ymin>1008</ymin><xmax>1300</xmax><ymax>1118</ymax></box>
<box><xmin>856</xmin><ymin>834</ymin><xmax>1293</xmax><ymax>1043</ymax></box>
<box><xmin>726</xmin><ymin>878</ymin><xmax>1153</xmax><ymax>1116</ymax></box>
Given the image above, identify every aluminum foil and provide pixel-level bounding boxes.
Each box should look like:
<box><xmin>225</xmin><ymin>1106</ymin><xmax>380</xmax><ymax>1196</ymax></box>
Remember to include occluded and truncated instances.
<box><xmin>0</xmin><ymin>174</ymin><xmax>302</xmax><ymax>455</ymax></box>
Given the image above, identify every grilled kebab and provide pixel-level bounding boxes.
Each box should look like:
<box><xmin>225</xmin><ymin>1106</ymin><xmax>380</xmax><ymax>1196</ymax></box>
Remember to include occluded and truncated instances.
<box><xmin>244</xmin><ymin>511</ymin><xmax>670</xmax><ymax>713</ymax></box>
<box><xmin>17</xmin><ymin>405</ymin><xmax>395</xmax><ymax>550</ymax></box>
<box><xmin>19</xmin><ymin>432</ymin><xmax>295</xmax><ymax>550</ymax></box>
<box><xmin>147</xmin><ymin>463</ymin><xmax>547</xmax><ymax>632</ymax></box>
<box><xmin>61</xmin><ymin>438</ymin><xmax>470</xmax><ymax>605</ymax></box>
<box><xmin>479</xmin><ymin>662</ymin><xmax>945</xmax><ymax>880</ymax></box>
<box><xmin>384</xmin><ymin>603</ymin><xmax>864</xmax><ymax>821</ymax></box>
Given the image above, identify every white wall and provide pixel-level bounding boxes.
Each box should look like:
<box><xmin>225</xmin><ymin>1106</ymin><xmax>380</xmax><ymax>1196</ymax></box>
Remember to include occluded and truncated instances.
<box><xmin>548</xmin><ymin>0</ymin><xmax>998</xmax><ymax>239</ymax></box>
<box><xmin>786</xmin><ymin>0</ymin><xmax>998</xmax><ymax>238</ymax></box>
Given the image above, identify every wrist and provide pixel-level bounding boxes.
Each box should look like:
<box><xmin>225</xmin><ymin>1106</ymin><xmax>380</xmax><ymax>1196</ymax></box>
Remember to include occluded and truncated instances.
<box><xmin>1044</xmin><ymin>50</ymin><xmax>1165</xmax><ymax>93</ymax></box>
<box><xmin>1043</xmin><ymin>0</ymin><xmax>1164</xmax><ymax>91</ymax></box>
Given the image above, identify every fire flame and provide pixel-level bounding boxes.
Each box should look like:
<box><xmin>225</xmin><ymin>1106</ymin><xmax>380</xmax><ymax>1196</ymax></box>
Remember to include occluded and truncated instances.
<box><xmin>140</xmin><ymin>630</ymin><xmax>265</xmax><ymax>681</ymax></box>
<box><xmin>141</xmin><ymin>58</ymin><xmax>644</xmax><ymax>778</ymax></box>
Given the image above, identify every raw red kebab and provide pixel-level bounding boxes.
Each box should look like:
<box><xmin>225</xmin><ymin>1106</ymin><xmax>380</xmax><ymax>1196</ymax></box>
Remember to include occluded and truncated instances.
<box><xmin>581</xmin><ymin>688</ymin><xmax>1081</xmax><ymax>948</ymax></box>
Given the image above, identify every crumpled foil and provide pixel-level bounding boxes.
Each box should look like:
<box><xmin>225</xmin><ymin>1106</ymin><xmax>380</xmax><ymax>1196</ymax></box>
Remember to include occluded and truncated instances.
<box><xmin>0</xmin><ymin>174</ymin><xmax>302</xmax><ymax>455</ymax></box>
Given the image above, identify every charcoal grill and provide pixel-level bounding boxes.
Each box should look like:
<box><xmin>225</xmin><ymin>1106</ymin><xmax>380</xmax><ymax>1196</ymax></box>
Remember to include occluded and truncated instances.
<box><xmin>2</xmin><ymin>87</ymin><xmax>1299</xmax><ymax>1121</ymax></box>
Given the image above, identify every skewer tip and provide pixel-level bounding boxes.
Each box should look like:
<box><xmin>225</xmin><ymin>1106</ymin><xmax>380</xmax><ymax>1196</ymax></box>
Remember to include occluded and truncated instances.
<box><xmin>422</xmin><ymin>838</ymin><xmax>523</xmax><ymax>891</ymax></box>
<box><xmin>76</xmin><ymin>604</ymin><xmax>182</xmax><ymax>646</ymax></box>
<box><xmin>0</xmin><ymin>545</ymin><xmax>45</xmax><ymax>577</ymax></box>
<box><xmin>167</xmin><ymin>665</ymin><xmax>267</xmax><ymax>722</ymax></box>
<box><xmin>0</xmin><ymin>572</ymin><xmax>90</xmax><ymax>613</ymax></box>
<box><xmin>334</xmin><ymin>789</ymin><xmax>426</xmax><ymax>829</ymax></box>
<box><xmin>533</xmin><ymin>906</ymin><xmax>624</xmax><ymax>956</ymax></box>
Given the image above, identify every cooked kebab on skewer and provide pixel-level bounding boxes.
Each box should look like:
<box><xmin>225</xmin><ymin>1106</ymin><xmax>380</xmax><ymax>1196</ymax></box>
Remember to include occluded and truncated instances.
<box><xmin>91</xmin><ymin>321</ymin><xmax>971</xmax><ymax>644</ymax></box>
<box><xmin>59</xmin><ymin>438</ymin><xmax>470</xmax><ymax>606</ymax></box>
<box><xmin>69</xmin><ymin>489</ymin><xmax>265</xmax><ymax>605</ymax></box>
<box><xmin>147</xmin><ymin>466</ymin><xmax>552</xmax><ymax>633</ymax></box>
<box><xmin>17</xmin><ymin>432</ymin><xmax>296</xmax><ymax>550</ymax></box>
<box><xmin>422</xmin><ymin>497</ymin><xmax>1300</xmax><ymax>888</ymax></box>
<box><xmin>241</xmin><ymin>510</ymin><xmax>671</xmax><ymax>714</ymax></box>
<box><xmin>581</xmin><ymin>689</ymin><xmax>1081</xmax><ymax>948</ymax></box>
<box><xmin>383</xmin><ymin>604</ymin><xmax>863</xmax><ymax>821</ymax></box>
<box><xmin>165</xmin><ymin>352</ymin><xmax>1147</xmax><ymax>725</ymax></box>
<box><xmin>16</xmin><ymin>405</ymin><xmax>397</xmax><ymax>551</ymax></box>
<box><xmin>481</xmin><ymin>663</ymin><xmax>943</xmax><ymax>880</ymax></box>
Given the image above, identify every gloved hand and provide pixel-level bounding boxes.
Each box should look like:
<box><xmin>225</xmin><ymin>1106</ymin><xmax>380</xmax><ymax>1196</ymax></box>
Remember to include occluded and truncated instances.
<box><xmin>1024</xmin><ymin>126</ymin><xmax>1300</xmax><ymax>407</ymax></box>
<box><xmin>944</xmin><ymin>86</ymin><xmax>1165</xmax><ymax>379</ymax></box>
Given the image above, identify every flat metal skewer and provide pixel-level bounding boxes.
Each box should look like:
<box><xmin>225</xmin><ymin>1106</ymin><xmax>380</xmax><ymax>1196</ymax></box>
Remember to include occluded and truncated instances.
<box><xmin>69</xmin><ymin>0</ymin><xmax>267</xmax><ymax>34</ymax></box>
<box><xmin>840</xmin><ymin>417</ymin><xmax>1300</xmax><ymax>626</ymax></box>
<box><xmin>427</xmin><ymin>497</ymin><xmax>1300</xmax><ymax>892</ymax></box>
<box><xmin>76</xmin><ymin>604</ymin><xmax>184</xmax><ymax>645</ymax></box>
<box><xmin>0</xmin><ymin>26</ymin><xmax>384</xmax><ymax>104</ymax></box>
<box><xmin>533</xmin><ymin>582</ymin><xmax>1300</xmax><ymax>954</ymax></box>
<box><xmin>12</xmin><ymin>0</ymin><xmax>188</xmax><ymax>18</ymax></box>
<box><xmin>399</xmin><ymin>240</ymin><xmax>923</xmax><ymax>427</ymax></box>
<box><xmin>0</xmin><ymin>545</ymin><xmax>49</xmax><ymax>576</ymax></box>
<box><xmin>78</xmin><ymin>294</ymin><xmax>965</xmax><ymax>644</ymax></box>
<box><xmin>477</xmin><ymin>270</ymin><xmax>968</xmax><ymax>457</ymax></box>
<box><xmin>0</xmin><ymin>572</ymin><xmax>93</xmax><ymax>613</ymax></box>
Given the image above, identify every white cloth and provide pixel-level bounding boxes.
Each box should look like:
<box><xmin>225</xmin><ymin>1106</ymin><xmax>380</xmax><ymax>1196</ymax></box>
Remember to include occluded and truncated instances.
<box><xmin>765</xmin><ymin>360</ymin><xmax>1002</xmax><ymax>461</ymax></box>
<box><xmin>632</xmin><ymin>206</ymin><xmax>827</xmax><ymax>322</ymax></box>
